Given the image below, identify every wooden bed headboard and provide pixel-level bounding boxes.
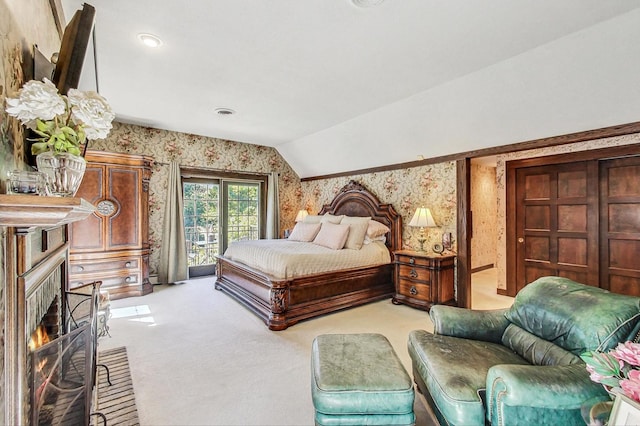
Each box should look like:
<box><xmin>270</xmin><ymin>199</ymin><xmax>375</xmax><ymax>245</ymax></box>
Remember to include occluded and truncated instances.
<box><xmin>318</xmin><ymin>180</ymin><xmax>402</xmax><ymax>253</ymax></box>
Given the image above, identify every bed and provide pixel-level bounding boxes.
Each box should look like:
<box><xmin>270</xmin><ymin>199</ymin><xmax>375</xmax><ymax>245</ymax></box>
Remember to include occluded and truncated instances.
<box><xmin>214</xmin><ymin>180</ymin><xmax>401</xmax><ymax>330</ymax></box>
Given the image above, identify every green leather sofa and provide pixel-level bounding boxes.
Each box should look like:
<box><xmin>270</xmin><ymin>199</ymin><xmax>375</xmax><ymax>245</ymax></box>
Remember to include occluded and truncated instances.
<box><xmin>408</xmin><ymin>276</ymin><xmax>640</xmax><ymax>426</ymax></box>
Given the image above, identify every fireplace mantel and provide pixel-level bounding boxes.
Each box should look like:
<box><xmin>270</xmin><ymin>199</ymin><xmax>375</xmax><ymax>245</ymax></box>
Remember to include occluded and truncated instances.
<box><xmin>0</xmin><ymin>194</ymin><xmax>95</xmax><ymax>229</ymax></box>
<box><xmin>1</xmin><ymin>194</ymin><xmax>95</xmax><ymax>425</ymax></box>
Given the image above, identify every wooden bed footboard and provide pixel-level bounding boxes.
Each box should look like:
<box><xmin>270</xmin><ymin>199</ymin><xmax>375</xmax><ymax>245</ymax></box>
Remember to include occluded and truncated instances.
<box><xmin>214</xmin><ymin>256</ymin><xmax>394</xmax><ymax>330</ymax></box>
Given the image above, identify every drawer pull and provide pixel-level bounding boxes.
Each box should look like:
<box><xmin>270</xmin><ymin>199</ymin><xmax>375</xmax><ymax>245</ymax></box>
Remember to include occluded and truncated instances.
<box><xmin>410</xmin><ymin>286</ymin><xmax>418</xmax><ymax>296</ymax></box>
<box><xmin>409</xmin><ymin>268</ymin><xmax>418</xmax><ymax>279</ymax></box>
<box><xmin>77</xmin><ymin>266</ymin><xmax>84</xmax><ymax>272</ymax></box>
<box><xmin>409</xmin><ymin>257</ymin><xmax>415</xmax><ymax>265</ymax></box>
<box><xmin>125</xmin><ymin>276</ymin><xmax>133</xmax><ymax>283</ymax></box>
<box><xmin>125</xmin><ymin>262</ymin><xmax>132</xmax><ymax>268</ymax></box>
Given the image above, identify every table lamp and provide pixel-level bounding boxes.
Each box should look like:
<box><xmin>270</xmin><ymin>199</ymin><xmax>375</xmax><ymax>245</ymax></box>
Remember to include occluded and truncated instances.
<box><xmin>295</xmin><ymin>209</ymin><xmax>309</xmax><ymax>222</ymax></box>
<box><xmin>408</xmin><ymin>207</ymin><xmax>437</xmax><ymax>251</ymax></box>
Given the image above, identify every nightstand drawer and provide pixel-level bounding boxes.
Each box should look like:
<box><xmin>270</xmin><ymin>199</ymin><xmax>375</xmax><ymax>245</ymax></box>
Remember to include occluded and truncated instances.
<box><xmin>397</xmin><ymin>280</ymin><xmax>431</xmax><ymax>302</ymax></box>
<box><xmin>397</xmin><ymin>264</ymin><xmax>430</xmax><ymax>282</ymax></box>
<box><xmin>395</xmin><ymin>253</ymin><xmax>430</xmax><ymax>267</ymax></box>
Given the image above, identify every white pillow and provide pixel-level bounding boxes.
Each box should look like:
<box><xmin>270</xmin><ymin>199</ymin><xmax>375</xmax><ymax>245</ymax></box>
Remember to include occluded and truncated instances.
<box><xmin>313</xmin><ymin>222</ymin><xmax>350</xmax><ymax>250</ymax></box>
<box><xmin>303</xmin><ymin>215</ymin><xmax>322</xmax><ymax>224</ymax></box>
<box><xmin>341</xmin><ymin>216</ymin><xmax>371</xmax><ymax>250</ymax></box>
<box><xmin>321</xmin><ymin>213</ymin><xmax>344</xmax><ymax>224</ymax></box>
<box><xmin>287</xmin><ymin>222</ymin><xmax>321</xmax><ymax>242</ymax></box>
<box><xmin>363</xmin><ymin>235</ymin><xmax>387</xmax><ymax>245</ymax></box>
<box><xmin>367</xmin><ymin>220</ymin><xmax>391</xmax><ymax>238</ymax></box>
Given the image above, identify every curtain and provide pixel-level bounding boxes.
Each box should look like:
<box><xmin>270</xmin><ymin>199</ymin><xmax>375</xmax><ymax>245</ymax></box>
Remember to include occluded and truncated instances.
<box><xmin>266</xmin><ymin>172</ymin><xmax>280</xmax><ymax>239</ymax></box>
<box><xmin>158</xmin><ymin>161</ymin><xmax>189</xmax><ymax>283</ymax></box>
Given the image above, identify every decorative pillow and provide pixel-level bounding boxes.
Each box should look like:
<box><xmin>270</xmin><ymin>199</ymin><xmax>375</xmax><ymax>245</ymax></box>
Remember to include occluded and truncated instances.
<box><xmin>367</xmin><ymin>220</ymin><xmax>390</xmax><ymax>238</ymax></box>
<box><xmin>287</xmin><ymin>222</ymin><xmax>321</xmax><ymax>242</ymax></box>
<box><xmin>341</xmin><ymin>216</ymin><xmax>371</xmax><ymax>250</ymax></box>
<box><xmin>321</xmin><ymin>214</ymin><xmax>345</xmax><ymax>224</ymax></box>
<box><xmin>363</xmin><ymin>235</ymin><xmax>386</xmax><ymax>245</ymax></box>
<box><xmin>303</xmin><ymin>215</ymin><xmax>322</xmax><ymax>224</ymax></box>
<box><xmin>313</xmin><ymin>222</ymin><xmax>350</xmax><ymax>250</ymax></box>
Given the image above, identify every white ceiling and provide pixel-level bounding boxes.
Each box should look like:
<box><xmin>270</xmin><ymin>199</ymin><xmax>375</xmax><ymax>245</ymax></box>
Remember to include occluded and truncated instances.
<box><xmin>61</xmin><ymin>1</ymin><xmax>640</xmax><ymax>178</ymax></box>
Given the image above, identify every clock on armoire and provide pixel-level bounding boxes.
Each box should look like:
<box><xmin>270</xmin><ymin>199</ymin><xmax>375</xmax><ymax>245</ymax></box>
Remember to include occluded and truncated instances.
<box><xmin>69</xmin><ymin>150</ymin><xmax>153</xmax><ymax>299</ymax></box>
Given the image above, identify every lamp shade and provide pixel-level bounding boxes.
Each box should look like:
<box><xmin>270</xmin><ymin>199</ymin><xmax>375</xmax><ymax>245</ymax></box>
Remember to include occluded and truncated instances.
<box><xmin>295</xmin><ymin>209</ymin><xmax>309</xmax><ymax>222</ymax></box>
<box><xmin>408</xmin><ymin>207</ymin><xmax>437</xmax><ymax>228</ymax></box>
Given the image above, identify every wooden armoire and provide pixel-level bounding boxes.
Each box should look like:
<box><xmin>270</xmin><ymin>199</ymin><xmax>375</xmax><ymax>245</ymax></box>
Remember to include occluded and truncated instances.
<box><xmin>69</xmin><ymin>150</ymin><xmax>153</xmax><ymax>299</ymax></box>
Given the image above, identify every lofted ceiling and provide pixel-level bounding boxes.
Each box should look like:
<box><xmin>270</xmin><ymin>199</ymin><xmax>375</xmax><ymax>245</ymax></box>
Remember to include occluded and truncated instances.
<box><xmin>61</xmin><ymin>0</ymin><xmax>640</xmax><ymax>178</ymax></box>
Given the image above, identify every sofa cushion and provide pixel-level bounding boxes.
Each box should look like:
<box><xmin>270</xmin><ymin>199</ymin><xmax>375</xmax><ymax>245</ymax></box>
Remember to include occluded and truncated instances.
<box><xmin>501</xmin><ymin>324</ymin><xmax>582</xmax><ymax>366</ymax></box>
<box><xmin>408</xmin><ymin>330</ymin><xmax>528</xmax><ymax>426</ymax></box>
<box><xmin>505</xmin><ymin>276</ymin><xmax>640</xmax><ymax>355</ymax></box>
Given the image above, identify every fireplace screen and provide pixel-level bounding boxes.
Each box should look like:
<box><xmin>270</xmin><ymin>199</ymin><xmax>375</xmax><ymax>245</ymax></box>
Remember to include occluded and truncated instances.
<box><xmin>31</xmin><ymin>286</ymin><xmax>99</xmax><ymax>425</ymax></box>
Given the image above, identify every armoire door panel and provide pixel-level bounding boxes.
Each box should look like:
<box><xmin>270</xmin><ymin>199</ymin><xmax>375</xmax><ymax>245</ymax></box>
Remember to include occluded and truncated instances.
<box><xmin>107</xmin><ymin>168</ymin><xmax>140</xmax><ymax>249</ymax></box>
<box><xmin>70</xmin><ymin>166</ymin><xmax>105</xmax><ymax>250</ymax></box>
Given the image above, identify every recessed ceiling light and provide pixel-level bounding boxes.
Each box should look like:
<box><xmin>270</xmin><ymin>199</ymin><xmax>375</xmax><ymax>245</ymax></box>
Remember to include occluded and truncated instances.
<box><xmin>137</xmin><ymin>33</ymin><xmax>163</xmax><ymax>48</ymax></box>
<box><xmin>214</xmin><ymin>108</ymin><xmax>236</xmax><ymax>116</ymax></box>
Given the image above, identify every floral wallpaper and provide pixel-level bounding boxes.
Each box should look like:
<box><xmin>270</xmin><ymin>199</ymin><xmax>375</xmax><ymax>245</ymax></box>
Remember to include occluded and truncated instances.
<box><xmin>494</xmin><ymin>132</ymin><xmax>640</xmax><ymax>290</ymax></box>
<box><xmin>89</xmin><ymin>122</ymin><xmax>302</xmax><ymax>278</ymax></box>
<box><xmin>470</xmin><ymin>163</ymin><xmax>497</xmax><ymax>270</ymax></box>
<box><xmin>300</xmin><ymin>162</ymin><xmax>458</xmax><ymax>254</ymax></box>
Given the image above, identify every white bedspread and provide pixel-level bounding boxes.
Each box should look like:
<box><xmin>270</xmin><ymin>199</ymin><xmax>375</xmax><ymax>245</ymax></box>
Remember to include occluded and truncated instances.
<box><xmin>222</xmin><ymin>239</ymin><xmax>391</xmax><ymax>279</ymax></box>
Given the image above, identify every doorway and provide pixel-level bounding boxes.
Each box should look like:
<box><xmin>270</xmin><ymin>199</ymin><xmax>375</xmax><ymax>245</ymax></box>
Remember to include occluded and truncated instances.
<box><xmin>506</xmin><ymin>150</ymin><xmax>640</xmax><ymax>297</ymax></box>
<box><xmin>182</xmin><ymin>177</ymin><xmax>263</xmax><ymax>277</ymax></box>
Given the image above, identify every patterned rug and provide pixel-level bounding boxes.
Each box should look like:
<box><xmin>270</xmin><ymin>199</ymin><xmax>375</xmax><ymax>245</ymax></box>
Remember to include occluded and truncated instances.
<box><xmin>92</xmin><ymin>347</ymin><xmax>140</xmax><ymax>425</ymax></box>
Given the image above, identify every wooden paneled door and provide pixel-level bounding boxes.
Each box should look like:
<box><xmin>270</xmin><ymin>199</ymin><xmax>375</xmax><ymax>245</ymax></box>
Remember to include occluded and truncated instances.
<box><xmin>600</xmin><ymin>156</ymin><xmax>640</xmax><ymax>296</ymax></box>
<box><xmin>514</xmin><ymin>161</ymin><xmax>600</xmax><ymax>293</ymax></box>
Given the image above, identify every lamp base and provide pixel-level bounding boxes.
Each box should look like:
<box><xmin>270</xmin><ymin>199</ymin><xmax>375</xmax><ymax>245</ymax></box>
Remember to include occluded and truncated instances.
<box><xmin>417</xmin><ymin>238</ymin><xmax>426</xmax><ymax>252</ymax></box>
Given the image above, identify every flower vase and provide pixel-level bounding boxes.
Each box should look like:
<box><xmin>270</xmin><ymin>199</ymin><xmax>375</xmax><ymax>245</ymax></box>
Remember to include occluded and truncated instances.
<box><xmin>36</xmin><ymin>151</ymin><xmax>86</xmax><ymax>197</ymax></box>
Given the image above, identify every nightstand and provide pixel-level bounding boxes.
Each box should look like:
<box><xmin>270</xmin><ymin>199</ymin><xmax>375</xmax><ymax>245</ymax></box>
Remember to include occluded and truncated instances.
<box><xmin>392</xmin><ymin>250</ymin><xmax>456</xmax><ymax>311</ymax></box>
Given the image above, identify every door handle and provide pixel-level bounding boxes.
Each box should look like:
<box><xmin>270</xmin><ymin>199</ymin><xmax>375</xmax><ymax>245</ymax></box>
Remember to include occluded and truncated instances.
<box><xmin>518</xmin><ymin>237</ymin><xmax>524</xmax><ymax>243</ymax></box>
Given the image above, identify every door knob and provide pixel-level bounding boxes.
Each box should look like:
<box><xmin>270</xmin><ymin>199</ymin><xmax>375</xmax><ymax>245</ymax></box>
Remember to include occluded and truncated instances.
<box><xmin>518</xmin><ymin>237</ymin><xmax>524</xmax><ymax>243</ymax></box>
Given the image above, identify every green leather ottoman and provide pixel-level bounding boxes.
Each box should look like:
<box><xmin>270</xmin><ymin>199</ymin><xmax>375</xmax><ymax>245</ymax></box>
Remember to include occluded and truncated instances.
<box><xmin>311</xmin><ymin>333</ymin><xmax>415</xmax><ymax>426</ymax></box>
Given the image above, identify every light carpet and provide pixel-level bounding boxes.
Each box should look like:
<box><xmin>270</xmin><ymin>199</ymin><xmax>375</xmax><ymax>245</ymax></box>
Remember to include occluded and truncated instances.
<box><xmin>98</xmin><ymin>278</ymin><xmax>441</xmax><ymax>425</ymax></box>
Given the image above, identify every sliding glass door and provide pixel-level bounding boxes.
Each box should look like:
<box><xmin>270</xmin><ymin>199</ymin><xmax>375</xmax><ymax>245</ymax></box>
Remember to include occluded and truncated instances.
<box><xmin>183</xmin><ymin>177</ymin><xmax>263</xmax><ymax>277</ymax></box>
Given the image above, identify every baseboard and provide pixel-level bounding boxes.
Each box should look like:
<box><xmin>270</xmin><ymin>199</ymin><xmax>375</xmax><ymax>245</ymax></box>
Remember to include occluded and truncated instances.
<box><xmin>471</xmin><ymin>264</ymin><xmax>494</xmax><ymax>273</ymax></box>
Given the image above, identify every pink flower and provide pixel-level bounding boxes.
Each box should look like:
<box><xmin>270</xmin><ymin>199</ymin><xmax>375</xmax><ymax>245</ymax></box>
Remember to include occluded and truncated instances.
<box><xmin>612</xmin><ymin>342</ymin><xmax>640</xmax><ymax>367</ymax></box>
<box><xmin>586</xmin><ymin>364</ymin><xmax>613</xmax><ymax>384</ymax></box>
<box><xmin>621</xmin><ymin>370</ymin><xmax>640</xmax><ymax>403</ymax></box>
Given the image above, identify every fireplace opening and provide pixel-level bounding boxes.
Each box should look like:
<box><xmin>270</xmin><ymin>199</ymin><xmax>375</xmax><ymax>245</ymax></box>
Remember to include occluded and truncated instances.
<box><xmin>29</xmin><ymin>284</ymin><xmax>101</xmax><ymax>426</ymax></box>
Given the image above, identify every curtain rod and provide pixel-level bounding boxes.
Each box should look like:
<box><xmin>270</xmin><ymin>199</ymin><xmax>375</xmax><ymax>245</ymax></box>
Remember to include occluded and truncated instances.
<box><xmin>153</xmin><ymin>161</ymin><xmax>277</xmax><ymax>177</ymax></box>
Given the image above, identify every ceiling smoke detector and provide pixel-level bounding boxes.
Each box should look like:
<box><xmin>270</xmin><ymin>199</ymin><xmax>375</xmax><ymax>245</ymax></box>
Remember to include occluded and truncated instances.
<box><xmin>215</xmin><ymin>108</ymin><xmax>236</xmax><ymax>116</ymax></box>
<box><xmin>351</xmin><ymin>0</ymin><xmax>385</xmax><ymax>7</ymax></box>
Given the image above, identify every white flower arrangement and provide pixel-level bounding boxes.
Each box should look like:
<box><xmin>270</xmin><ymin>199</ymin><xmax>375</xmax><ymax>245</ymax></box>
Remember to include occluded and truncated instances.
<box><xmin>5</xmin><ymin>78</ymin><xmax>115</xmax><ymax>156</ymax></box>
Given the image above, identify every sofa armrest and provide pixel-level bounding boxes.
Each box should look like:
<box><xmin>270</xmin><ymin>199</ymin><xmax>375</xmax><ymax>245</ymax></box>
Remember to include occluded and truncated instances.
<box><xmin>486</xmin><ymin>363</ymin><xmax>610</xmax><ymax>425</ymax></box>
<box><xmin>430</xmin><ymin>305</ymin><xmax>510</xmax><ymax>343</ymax></box>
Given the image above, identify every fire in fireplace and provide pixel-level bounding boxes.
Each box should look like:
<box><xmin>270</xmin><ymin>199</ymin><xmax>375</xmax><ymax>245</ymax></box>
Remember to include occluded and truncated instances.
<box><xmin>29</xmin><ymin>284</ymin><xmax>102</xmax><ymax>426</ymax></box>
